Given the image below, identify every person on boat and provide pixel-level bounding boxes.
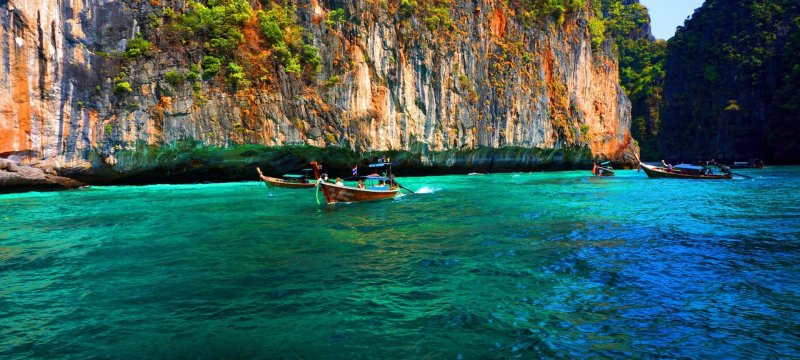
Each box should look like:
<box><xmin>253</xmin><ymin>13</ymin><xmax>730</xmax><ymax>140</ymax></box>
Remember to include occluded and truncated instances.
<box><xmin>662</xmin><ymin>160</ymin><xmax>673</xmax><ymax>172</ymax></box>
<box><xmin>335</xmin><ymin>177</ymin><xmax>343</xmax><ymax>186</ymax></box>
<box><xmin>357</xmin><ymin>179</ymin><xmax>365</xmax><ymax>189</ymax></box>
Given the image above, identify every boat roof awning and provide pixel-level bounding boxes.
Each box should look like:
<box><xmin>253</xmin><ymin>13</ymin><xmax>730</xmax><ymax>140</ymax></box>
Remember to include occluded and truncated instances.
<box><xmin>600</xmin><ymin>161</ymin><xmax>611</xmax><ymax>166</ymax></box>
<box><xmin>345</xmin><ymin>175</ymin><xmax>390</xmax><ymax>181</ymax></box>
<box><xmin>282</xmin><ymin>174</ymin><xmax>306</xmax><ymax>179</ymax></box>
<box><xmin>675</xmin><ymin>164</ymin><xmax>703</xmax><ymax>170</ymax></box>
<box><xmin>364</xmin><ymin>175</ymin><xmax>389</xmax><ymax>180</ymax></box>
<box><xmin>369</xmin><ymin>163</ymin><xmax>390</xmax><ymax>168</ymax></box>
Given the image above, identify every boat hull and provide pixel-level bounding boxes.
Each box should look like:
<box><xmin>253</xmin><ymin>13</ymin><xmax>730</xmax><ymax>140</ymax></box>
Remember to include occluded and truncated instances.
<box><xmin>639</xmin><ymin>163</ymin><xmax>732</xmax><ymax>179</ymax></box>
<box><xmin>592</xmin><ymin>164</ymin><xmax>614</xmax><ymax>176</ymax></box>
<box><xmin>593</xmin><ymin>167</ymin><xmax>614</xmax><ymax>176</ymax></box>
<box><xmin>318</xmin><ymin>182</ymin><xmax>398</xmax><ymax>204</ymax></box>
<box><xmin>261</xmin><ymin>175</ymin><xmax>316</xmax><ymax>189</ymax></box>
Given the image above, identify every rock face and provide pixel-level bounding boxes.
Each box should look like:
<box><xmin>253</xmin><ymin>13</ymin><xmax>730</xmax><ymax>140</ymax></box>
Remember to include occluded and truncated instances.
<box><xmin>0</xmin><ymin>158</ymin><xmax>84</xmax><ymax>193</ymax></box>
<box><xmin>0</xmin><ymin>0</ymin><xmax>637</xmax><ymax>178</ymax></box>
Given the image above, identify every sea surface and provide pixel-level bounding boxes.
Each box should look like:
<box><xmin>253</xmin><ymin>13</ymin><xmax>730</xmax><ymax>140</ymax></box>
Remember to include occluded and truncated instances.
<box><xmin>1</xmin><ymin>167</ymin><xmax>799</xmax><ymax>358</ymax></box>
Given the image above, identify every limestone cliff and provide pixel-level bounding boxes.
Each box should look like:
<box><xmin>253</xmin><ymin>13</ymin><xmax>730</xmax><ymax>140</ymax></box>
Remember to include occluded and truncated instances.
<box><xmin>0</xmin><ymin>0</ymin><xmax>636</xmax><ymax>178</ymax></box>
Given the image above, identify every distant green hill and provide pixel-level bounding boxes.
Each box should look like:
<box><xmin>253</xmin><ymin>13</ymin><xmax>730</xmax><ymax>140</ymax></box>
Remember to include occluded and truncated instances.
<box><xmin>660</xmin><ymin>0</ymin><xmax>800</xmax><ymax>163</ymax></box>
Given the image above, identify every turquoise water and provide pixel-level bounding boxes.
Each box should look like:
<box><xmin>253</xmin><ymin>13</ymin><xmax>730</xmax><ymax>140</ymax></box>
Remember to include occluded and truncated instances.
<box><xmin>2</xmin><ymin>167</ymin><xmax>799</xmax><ymax>358</ymax></box>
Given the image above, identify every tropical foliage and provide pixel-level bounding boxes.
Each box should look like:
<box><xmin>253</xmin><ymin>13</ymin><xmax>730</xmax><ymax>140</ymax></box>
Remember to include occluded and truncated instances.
<box><xmin>124</xmin><ymin>34</ymin><xmax>154</xmax><ymax>58</ymax></box>
<box><xmin>136</xmin><ymin>0</ymin><xmax>324</xmax><ymax>90</ymax></box>
<box><xmin>509</xmin><ymin>0</ymin><xmax>591</xmax><ymax>26</ymax></box>
<box><xmin>176</xmin><ymin>0</ymin><xmax>252</xmax><ymax>56</ymax></box>
<box><xmin>600</xmin><ymin>0</ymin><xmax>665</xmax><ymax>160</ymax></box>
<box><xmin>661</xmin><ymin>0</ymin><xmax>800</xmax><ymax>162</ymax></box>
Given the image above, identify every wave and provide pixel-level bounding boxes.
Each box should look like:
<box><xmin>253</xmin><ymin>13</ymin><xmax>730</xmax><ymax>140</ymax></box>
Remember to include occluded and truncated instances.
<box><xmin>415</xmin><ymin>186</ymin><xmax>440</xmax><ymax>194</ymax></box>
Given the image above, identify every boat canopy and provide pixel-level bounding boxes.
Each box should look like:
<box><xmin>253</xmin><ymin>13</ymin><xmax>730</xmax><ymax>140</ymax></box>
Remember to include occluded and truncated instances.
<box><xmin>600</xmin><ymin>161</ymin><xmax>611</xmax><ymax>166</ymax></box>
<box><xmin>364</xmin><ymin>175</ymin><xmax>389</xmax><ymax>181</ymax></box>
<box><xmin>369</xmin><ymin>163</ymin><xmax>390</xmax><ymax>168</ymax></box>
<box><xmin>675</xmin><ymin>164</ymin><xmax>703</xmax><ymax>171</ymax></box>
<box><xmin>346</xmin><ymin>175</ymin><xmax>389</xmax><ymax>181</ymax></box>
<box><xmin>282</xmin><ymin>174</ymin><xmax>306</xmax><ymax>179</ymax></box>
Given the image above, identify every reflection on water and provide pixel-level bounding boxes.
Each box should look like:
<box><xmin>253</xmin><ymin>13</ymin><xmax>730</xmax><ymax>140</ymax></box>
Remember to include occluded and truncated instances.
<box><xmin>1</xmin><ymin>167</ymin><xmax>799</xmax><ymax>358</ymax></box>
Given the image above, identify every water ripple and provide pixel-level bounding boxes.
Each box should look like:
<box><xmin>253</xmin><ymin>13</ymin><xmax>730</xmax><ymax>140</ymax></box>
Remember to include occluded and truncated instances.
<box><xmin>1</xmin><ymin>169</ymin><xmax>799</xmax><ymax>358</ymax></box>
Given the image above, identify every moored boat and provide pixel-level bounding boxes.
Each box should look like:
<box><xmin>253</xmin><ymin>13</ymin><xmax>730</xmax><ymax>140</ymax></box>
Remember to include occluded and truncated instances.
<box><xmin>256</xmin><ymin>167</ymin><xmax>316</xmax><ymax>188</ymax></box>
<box><xmin>310</xmin><ymin>161</ymin><xmax>400</xmax><ymax>204</ymax></box>
<box><xmin>639</xmin><ymin>162</ymin><xmax>732</xmax><ymax>179</ymax></box>
<box><xmin>592</xmin><ymin>161</ymin><xmax>615</xmax><ymax>176</ymax></box>
<box><xmin>727</xmin><ymin>159</ymin><xmax>765</xmax><ymax>169</ymax></box>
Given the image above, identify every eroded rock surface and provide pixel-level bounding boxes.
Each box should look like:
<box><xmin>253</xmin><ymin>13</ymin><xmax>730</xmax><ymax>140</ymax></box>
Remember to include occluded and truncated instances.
<box><xmin>1</xmin><ymin>0</ymin><xmax>639</xmax><ymax>181</ymax></box>
<box><xmin>0</xmin><ymin>159</ymin><xmax>84</xmax><ymax>193</ymax></box>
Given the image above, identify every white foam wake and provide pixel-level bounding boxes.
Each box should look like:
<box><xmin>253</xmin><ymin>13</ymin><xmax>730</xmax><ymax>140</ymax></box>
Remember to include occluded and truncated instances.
<box><xmin>415</xmin><ymin>186</ymin><xmax>439</xmax><ymax>194</ymax></box>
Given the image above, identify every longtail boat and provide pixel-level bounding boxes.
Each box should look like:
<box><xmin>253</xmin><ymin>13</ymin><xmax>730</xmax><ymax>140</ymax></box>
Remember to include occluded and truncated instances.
<box><xmin>639</xmin><ymin>163</ymin><xmax>732</xmax><ymax>179</ymax></box>
<box><xmin>256</xmin><ymin>167</ymin><xmax>316</xmax><ymax>188</ymax></box>
<box><xmin>310</xmin><ymin>161</ymin><xmax>399</xmax><ymax>204</ymax></box>
<box><xmin>592</xmin><ymin>161</ymin><xmax>615</xmax><ymax>176</ymax></box>
<box><xmin>727</xmin><ymin>160</ymin><xmax>765</xmax><ymax>169</ymax></box>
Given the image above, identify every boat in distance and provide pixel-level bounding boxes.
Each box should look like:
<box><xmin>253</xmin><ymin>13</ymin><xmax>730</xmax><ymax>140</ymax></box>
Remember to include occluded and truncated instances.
<box><xmin>311</xmin><ymin>161</ymin><xmax>399</xmax><ymax>204</ymax></box>
<box><xmin>727</xmin><ymin>159</ymin><xmax>765</xmax><ymax>169</ymax></box>
<box><xmin>592</xmin><ymin>161</ymin><xmax>615</xmax><ymax>176</ymax></box>
<box><xmin>639</xmin><ymin>163</ymin><xmax>732</xmax><ymax>179</ymax></box>
<box><xmin>256</xmin><ymin>167</ymin><xmax>316</xmax><ymax>188</ymax></box>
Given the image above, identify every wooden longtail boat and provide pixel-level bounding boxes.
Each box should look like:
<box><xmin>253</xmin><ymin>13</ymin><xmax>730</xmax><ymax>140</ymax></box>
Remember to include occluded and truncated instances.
<box><xmin>256</xmin><ymin>167</ymin><xmax>316</xmax><ymax>189</ymax></box>
<box><xmin>592</xmin><ymin>161</ymin><xmax>615</xmax><ymax>176</ymax></box>
<box><xmin>727</xmin><ymin>160</ymin><xmax>765</xmax><ymax>169</ymax></box>
<box><xmin>639</xmin><ymin>163</ymin><xmax>732</xmax><ymax>179</ymax></box>
<box><xmin>310</xmin><ymin>161</ymin><xmax>399</xmax><ymax>204</ymax></box>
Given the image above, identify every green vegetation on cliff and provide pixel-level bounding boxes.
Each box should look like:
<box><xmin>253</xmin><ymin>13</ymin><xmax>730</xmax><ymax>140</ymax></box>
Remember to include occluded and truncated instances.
<box><xmin>509</xmin><ymin>0</ymin><xmax>589</xmax><ymax>26</ymax></box>
<box><xmin>175</xmin><ymin>0</ymin><xmax>252</xmax><ymax>56</ymax></box>
<box><xmin>124</xmin><ymin>34</ymin><xmax>154</xmax><ymax>58</ymax></box>
<box><xmin>661</xmin><ymin>0</ymin><xmax>800</xmax><ymax>162</ymax></box>
<box><xmin>153</xmin><ymin>0</ymin><xmax>322</xmax><ymax>89</ymax></box>
<box><xmin>257</xmin><ymin>3</ymin><xmax>321</xmax><ymax>74</ymax></box>
<box><xmin>601</xmin><ymin>0</ymin><xmax>665</xmax><ymax>160</ymax></box>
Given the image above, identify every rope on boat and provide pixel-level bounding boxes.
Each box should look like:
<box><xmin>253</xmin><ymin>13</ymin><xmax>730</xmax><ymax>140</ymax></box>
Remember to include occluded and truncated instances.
<box><xmin>395</xmin><ymin>182</ymin><xmax>415</xmax><ymax>194</ymax></box>
<box><xmin>315</xmin><ymin>180</ymin><xmax>321</xmax><ymax>205</ymax></box>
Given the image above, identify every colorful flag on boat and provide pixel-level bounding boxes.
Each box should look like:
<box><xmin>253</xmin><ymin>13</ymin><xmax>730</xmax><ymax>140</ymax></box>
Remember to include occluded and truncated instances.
<box><xmin>352</xmin><ymin>165</ymin><xmax>358</xmax><ymax>175</ymax></box>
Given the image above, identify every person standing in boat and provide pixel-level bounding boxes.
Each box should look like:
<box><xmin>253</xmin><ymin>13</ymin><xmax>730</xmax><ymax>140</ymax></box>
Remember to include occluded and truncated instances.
<box><xmin>357</xmin><ymin>179</ymin><xmax>365</xmax><ymax>189</ymax></box>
